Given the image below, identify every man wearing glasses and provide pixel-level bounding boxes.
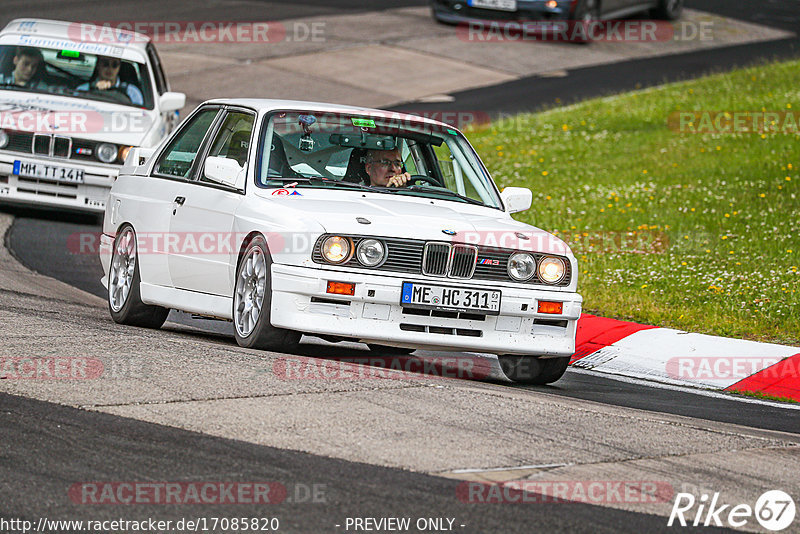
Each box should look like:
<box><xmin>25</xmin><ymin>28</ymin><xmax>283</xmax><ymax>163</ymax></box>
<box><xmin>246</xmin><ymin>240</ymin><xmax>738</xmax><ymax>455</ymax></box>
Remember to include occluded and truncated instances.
<box><xmin>363</xmin><ymin>148</ymin><xmax>411</xmax><ymax>188</ymax></box>
<box><xmin>75</xmin><ymin>55</ymin><xmax>143</xmax><ymax>106</ymax></box>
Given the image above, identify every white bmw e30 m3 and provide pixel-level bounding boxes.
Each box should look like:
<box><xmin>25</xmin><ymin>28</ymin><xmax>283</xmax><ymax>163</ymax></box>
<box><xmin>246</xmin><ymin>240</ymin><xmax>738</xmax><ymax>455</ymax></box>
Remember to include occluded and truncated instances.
<box><xmin>99</xmin><ymin>99</ymin><xmax>582</xmax><ymax>384</ymax></box>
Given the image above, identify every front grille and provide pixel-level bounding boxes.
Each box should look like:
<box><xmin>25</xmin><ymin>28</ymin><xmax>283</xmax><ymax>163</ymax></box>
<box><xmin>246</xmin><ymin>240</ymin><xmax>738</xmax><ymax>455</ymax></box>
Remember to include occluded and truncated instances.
<box><xmin>422</xmin><ymin>242</ymin><xmax>450</xmax><ymax>276</ymax></box>
<box><xmin>400</xmin><ymin>323</ymin><xmax>483</xmax><ymax>337</ymax></box>
<box><xmin>1</xmin><ymin>130</ymin><xmax>108</xmax><ymax>163</ymax></box>
<box><xmin>53</xmin><ymin>136</ymin><xmax>72</xmax><ymax>158</ymax></box>
<box><xmin>450</xmin><ymin>244</ymin><xmax>478</xmax><ymax>279</ymax></box>
<box><xmin>312</xmin><ymin>235</ymin><xmax>572</xmax><ymax>287</ymax></box>
<box><xmin>33</xmin><ymin>134</ymin><xmax>50</xmax><ymax>155</ymax></box>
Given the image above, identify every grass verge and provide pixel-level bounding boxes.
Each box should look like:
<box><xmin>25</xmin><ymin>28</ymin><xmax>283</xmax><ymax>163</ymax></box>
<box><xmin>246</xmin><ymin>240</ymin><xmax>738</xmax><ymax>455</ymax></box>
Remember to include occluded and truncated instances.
<box><xmin>468</xmin><ymin>59</ymin><xmax>800</xmax><ymax>345</ymax></box>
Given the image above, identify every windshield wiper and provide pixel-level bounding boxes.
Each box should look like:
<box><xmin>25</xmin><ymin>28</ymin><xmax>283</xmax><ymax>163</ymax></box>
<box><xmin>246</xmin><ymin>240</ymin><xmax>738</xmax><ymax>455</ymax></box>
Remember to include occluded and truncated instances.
<box><xmin>391</xmin><ymin>185</ymin><xmax>486</xmax><ymax>206</ymax></box>
<box><xmin>267</xmin><ymin>177</ymin><xmax>383</xmax><ymax>192</ymax></box>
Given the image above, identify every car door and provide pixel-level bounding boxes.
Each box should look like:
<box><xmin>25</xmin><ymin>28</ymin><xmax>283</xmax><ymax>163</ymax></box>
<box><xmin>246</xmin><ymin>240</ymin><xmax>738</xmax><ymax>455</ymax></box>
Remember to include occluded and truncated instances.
<box><xmin>167</xmin><ymin>107</ymin><xmax>254</xmax><ymax>297</ymax></box>
<box><xmin>144</xmin><ymin>106</ymin><xmax>222</xmax><ymax>287</ymax></box>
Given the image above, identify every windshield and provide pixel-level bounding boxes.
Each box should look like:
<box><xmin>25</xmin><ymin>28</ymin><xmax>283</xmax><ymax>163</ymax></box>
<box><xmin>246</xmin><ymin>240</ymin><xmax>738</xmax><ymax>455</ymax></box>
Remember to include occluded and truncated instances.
<box><xmin>257</xmin><ymin>110</ymin><xmax>502</xmax><ymax>209</ymax></box>
<box><xmin>0</xmin><ymin>45</ymin><xmax>153</xmax><ymax>109</ymax></box>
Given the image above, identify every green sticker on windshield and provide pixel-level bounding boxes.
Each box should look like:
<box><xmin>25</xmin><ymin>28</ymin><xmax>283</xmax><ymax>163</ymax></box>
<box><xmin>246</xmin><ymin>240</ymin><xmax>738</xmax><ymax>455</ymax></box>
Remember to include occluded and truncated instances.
<box><xmin>447</xmin><ymin>129</ymin><xmax>458</xmax><ymax>135</ymax></box>
<box><xmin>61</xmin><ymin>50</ymin><xmax>80</xmax><ymax>58</ymax></box>
<box><xmin>351</xmin><ymin>118</ymin><xmax>376</xmax><ymax>128</ymax></box>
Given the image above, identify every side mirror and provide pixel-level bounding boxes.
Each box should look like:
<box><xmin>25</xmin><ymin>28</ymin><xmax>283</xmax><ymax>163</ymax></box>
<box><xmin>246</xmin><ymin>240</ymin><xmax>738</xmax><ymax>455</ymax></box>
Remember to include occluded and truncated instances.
<box><xmin>159</xmin><ymin>92</ymin><xmax>186</xmax><ymax>113</ymax></box>
<box><xmin>501</xmin><ymin>187</ymin><xmax>533</xmax><ymax>213</ymax></box>
<box><xmin>204</xmin><ymin>156</ymin><xmax>245</xmax><ymax>189</ymax></box>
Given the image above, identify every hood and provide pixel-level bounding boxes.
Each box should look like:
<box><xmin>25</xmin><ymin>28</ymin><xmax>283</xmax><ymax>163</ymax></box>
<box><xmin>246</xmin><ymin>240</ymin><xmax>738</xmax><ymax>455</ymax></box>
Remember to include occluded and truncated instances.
<box><xmin>252</xmin><ymin>188</ymin><xmax>572</xmax><ymax>256</ymax></box>
<box><xmin>0</xmin><ymin>91</ymin><xmax>154</xmax><ymax>146</ymax></box>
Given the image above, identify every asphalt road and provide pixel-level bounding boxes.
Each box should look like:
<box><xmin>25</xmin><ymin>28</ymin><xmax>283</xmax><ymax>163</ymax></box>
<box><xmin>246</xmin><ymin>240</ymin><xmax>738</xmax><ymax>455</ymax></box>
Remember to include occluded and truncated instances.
<box><xmin>2</xmin><ymin>392</ymin><xmax>736</xmax><ymax>534</ymax></box>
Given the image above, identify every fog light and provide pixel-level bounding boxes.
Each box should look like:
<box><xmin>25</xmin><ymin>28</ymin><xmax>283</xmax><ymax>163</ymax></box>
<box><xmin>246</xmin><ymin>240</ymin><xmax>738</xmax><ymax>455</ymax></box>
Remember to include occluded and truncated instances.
<box><xmin>327</xmin><ymin>281</ymin><xmax>355</xmax><ymax>296</ymax></box>
<box><xmin>537</xmin><ymin>301</ymin><xmax>563</xmax><ymax>314</ymax></box>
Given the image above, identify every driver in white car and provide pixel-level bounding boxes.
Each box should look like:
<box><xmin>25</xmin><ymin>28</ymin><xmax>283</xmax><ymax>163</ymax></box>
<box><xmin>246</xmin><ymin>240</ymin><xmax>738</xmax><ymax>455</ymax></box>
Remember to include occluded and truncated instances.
<box><xmin>364</xmin><ymin>148</ymin><xmax>411</xmax><ymax>187</ymax></box>
<box><xmin>75</xmin><ymin>55</ymin><xmax>144</xmax><ymax>106</ymax></box>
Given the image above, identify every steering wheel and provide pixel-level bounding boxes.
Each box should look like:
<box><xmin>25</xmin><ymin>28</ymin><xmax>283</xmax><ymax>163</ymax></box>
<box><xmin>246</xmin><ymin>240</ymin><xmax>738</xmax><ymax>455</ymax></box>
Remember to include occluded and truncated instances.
<box><xmin>408</xmin><ymin>174</ymin><xmax>443</xmax><ymax>187</ymax></box>
<box><xmin>88</xmin><ymin>86</ymin><xmax>132</xmax><ymax>105</ymax></box>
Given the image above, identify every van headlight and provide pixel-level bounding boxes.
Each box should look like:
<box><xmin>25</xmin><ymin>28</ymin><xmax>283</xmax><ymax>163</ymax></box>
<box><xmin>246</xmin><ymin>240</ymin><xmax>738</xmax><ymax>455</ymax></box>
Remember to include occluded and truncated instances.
<box><xmin>0</xmin><ymin>129</ymin><xmax>9</xmax><ymax>149</ymax></box>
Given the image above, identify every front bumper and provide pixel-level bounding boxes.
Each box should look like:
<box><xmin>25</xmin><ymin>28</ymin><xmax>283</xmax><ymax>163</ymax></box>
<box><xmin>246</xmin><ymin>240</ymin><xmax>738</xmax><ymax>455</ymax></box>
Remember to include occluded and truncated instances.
<box><xmin>432</xmin><ymin>0</ymin><xmax>576</xmax><ymax>23</ymax></box>
<box><xmin>270</xmin><ymin>263</ymin><xmax>582</xmax><ymax>356</ymax></box>
<box><xmin>0</xmin><ymin>152</ymin><xmax>118</xmax><ymax>213</ymax></box>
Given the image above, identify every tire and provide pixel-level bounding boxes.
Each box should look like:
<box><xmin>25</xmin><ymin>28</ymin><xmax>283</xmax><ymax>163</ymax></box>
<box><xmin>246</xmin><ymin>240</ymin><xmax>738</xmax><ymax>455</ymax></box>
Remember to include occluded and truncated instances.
<box><xmin>108</xmin><ymin>225</ymin><xmax>169</xmax><ymax>329</ymax></box>
<box><xmin>652</xmin><ymin>0</ymin><xmax>683</xmax><ymax>20</ymax></box>
<box><xmin>367</xmin><ymin>344</ymin><xmax>416</xmax><ymax>355</ymax></box>
<box><xmin>571</xmin><ymin>0</ymin><xmax>600</xmax><ymax>44</ymax></box>
<box><xmin>233</xmin><ymin>235</ymin><xmax>301</xmax><ymax>351</ymax></box>
<box><xmin>499</xmin><ymin>355</ymin><xmax>571</xmax><ymax>385</ymax></box>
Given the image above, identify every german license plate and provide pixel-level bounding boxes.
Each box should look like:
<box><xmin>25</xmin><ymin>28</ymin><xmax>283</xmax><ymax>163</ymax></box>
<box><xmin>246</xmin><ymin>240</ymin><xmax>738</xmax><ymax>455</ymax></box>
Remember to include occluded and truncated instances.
<box><xmin>13</xmin><ymin>160</ymin><xmax>85</xmax><ymax>184</ymax></box>
<box><xmin>401</xmin><ymin>282</ymin><xmax>501</xmax><ymax>315</ymax></box>
<box><xmin>469</xmin><ymin>0</ymin><xmax>517</xmax><ymax>11</ymax></box>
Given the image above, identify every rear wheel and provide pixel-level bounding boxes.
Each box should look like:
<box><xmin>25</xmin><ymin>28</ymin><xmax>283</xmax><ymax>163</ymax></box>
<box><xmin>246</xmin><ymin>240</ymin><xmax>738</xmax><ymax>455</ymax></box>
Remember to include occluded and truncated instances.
<box><xmin>233</xmin><ymin>236</ymin><xmax>301</xmax><ymax>351</ymax></box>
<box><xmin>652</xmin><ymin>0</ymin><xmax>683</xmax><ymax>20</ymax></box>
<box><xmin>499</xmin><ymin>355</ymin><xmax>570</xmax><ymax>384</ymax></box>
<box><xmin>108</xmin><ymin>225</ymin><xmax>169</xmax><ymax>329</ymax></box>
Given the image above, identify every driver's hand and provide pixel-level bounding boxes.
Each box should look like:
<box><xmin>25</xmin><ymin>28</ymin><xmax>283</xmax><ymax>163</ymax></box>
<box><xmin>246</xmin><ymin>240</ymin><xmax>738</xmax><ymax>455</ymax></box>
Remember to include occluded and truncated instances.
<box><xmin>95</xmin><ymin>80</ymin><xmax>112</xmax><ymax>90</ymax></box>
<box><xmin>387</xmin><ymin>172</ymin><xmax>411</xmax><ymax>188</ymax></box>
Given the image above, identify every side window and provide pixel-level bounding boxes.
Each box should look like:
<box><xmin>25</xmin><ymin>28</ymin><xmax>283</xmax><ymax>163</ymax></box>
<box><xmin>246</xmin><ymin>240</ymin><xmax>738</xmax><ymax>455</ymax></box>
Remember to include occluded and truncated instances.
<box><xmin>146</xmin><ymin>43</ymin><xmax>168</xmax><ymax>95</ymax></box>
<box><xmin>201</xmin><ymin>111</ymin><xmax>255</xmax><ymax>183</ymax></box>
<box><xmin>154</xmin><ymin>109</ymin><xmax>218</xmax><ymax>179</ymax></box>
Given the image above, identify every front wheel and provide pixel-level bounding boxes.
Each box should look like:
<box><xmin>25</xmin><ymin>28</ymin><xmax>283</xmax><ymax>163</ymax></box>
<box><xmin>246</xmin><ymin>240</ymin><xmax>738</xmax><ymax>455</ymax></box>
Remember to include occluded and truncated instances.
<box><xmin>233</xmin><ymin>236</ymin><xmax>301</xmax><ymax>351</ymax></box>
<box><xmin>108</xmin><ymin>225</ymin><xmax>169</xmax><ymax>329</ymax></box>
<box><xmin>652</xmin><ymin>0</ymin><xmax>683</xmax><ymax>20</ymax></box>
<box><xmin>499</xmin><ymin>355</ymin><xmax>570</xmax><ymax>384</ymax></box>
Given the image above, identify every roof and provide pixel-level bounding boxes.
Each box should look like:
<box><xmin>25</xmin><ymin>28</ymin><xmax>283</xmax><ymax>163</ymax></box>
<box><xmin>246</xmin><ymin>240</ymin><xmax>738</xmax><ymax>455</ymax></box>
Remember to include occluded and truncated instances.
<box><xmin>203</xmin><ymin>98</ymin><xmax>461</xmax><ymax>132</ymax></box>
<box><xmin>0</xmin><ymin>18</ymin><xmax>151</xmax><ymax>57</ymax></box>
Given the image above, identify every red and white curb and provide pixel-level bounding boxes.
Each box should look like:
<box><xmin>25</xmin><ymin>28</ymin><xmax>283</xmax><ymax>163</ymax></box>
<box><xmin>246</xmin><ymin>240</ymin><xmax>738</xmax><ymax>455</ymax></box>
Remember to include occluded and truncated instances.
<box><xmin>570</xmin><ymin>315</ymin><xmax>800</xmax><ymax>402</ymax></box>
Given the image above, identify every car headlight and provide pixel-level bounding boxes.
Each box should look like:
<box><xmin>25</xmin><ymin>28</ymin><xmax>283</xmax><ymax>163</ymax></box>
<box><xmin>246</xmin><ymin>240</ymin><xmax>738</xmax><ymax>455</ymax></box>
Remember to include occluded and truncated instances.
<box><xmin>507</xmin><ymin>252</ymin><xmax>536</xmax><ymax>281</ymax></box>
<box><xmin>322</xmin><ymin>236</ymin><xmax>352</xmax><ymax>264</ymax></box>
<box><xmin>96</xmin><ymin>143</ymin><xmax>118</xmax><ymax>164</ymax></box>
<box><xmin>538</xmin><ymin>256</ymin><xmax>566</xmax><ymax>284</ymax></box>
<box><xmin>356</xmin><ymin>239</ymin><xmax>386</xmax><ymax>267</ymax></box>
<box><xmin>0</xmin><ymin>129</ymin><xmax>9</xmax><ymax>149</ymax></box>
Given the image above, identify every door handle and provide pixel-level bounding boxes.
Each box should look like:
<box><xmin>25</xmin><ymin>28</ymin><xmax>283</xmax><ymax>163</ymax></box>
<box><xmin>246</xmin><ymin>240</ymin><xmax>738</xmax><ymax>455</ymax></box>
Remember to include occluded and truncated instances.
<box><xmin>172</xmin><ymin>196</ymin><xmax>185</xmax><ymax>215</ymax></box>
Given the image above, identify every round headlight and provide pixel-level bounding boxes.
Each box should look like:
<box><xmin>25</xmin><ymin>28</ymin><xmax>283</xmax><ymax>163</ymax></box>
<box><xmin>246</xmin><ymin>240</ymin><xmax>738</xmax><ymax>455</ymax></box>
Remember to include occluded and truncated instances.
<box><xmin>538</xmin><ymin>256</ymin><xmax>566</xmax><ymax>284</ymax></box>
<box><xmin>322</xmin><ymin>236</ymin><xmax>351</xmax><ymax>264</ymax></box>
<box><xmin>508</xmin><ymin>252</ymin><xmax>536</xmax><ymax>281</ymax></box>
<box><xmin>0</xmin><ymin>129</ymin><xmax>9</xmax><ymax>149</ymax></box>
<box><xmin>356</xmin><ymin>239</ymin><xmax>386</xmax><ymax>267</ymax></box>
<box><xmin>96</xmin><ymin>143</ymin><xmax>118</xmax><ymax>164</ymax></box>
